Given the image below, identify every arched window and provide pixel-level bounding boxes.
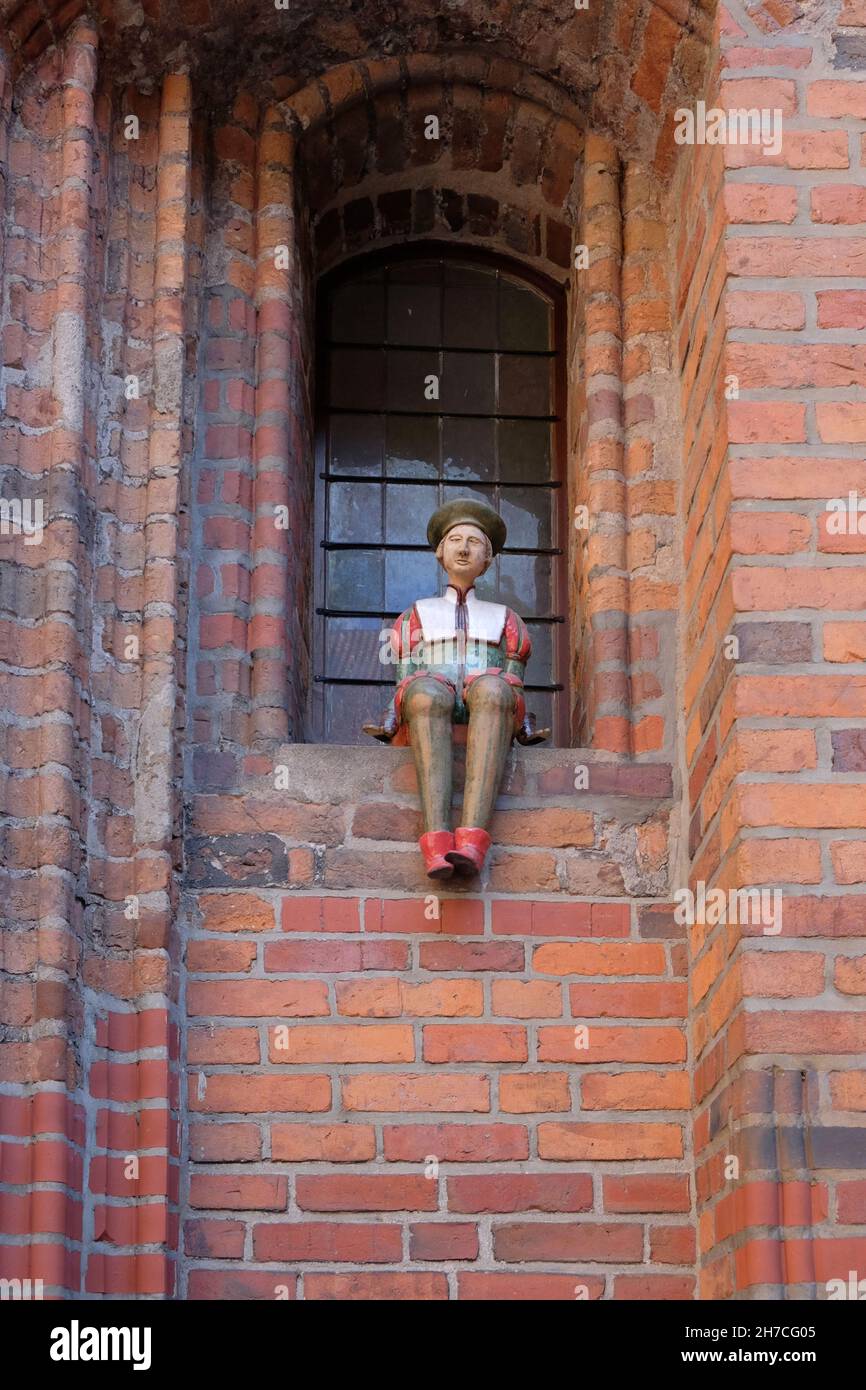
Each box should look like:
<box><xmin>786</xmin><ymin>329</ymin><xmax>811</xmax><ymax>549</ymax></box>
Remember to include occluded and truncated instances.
<box><xmin>312</xmin><ymin>247</ymin><xmax>567</xmax><ymax>745</ymax></box>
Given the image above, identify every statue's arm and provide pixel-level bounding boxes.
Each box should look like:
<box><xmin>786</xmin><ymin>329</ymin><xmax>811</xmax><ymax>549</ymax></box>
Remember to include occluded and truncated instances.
<box><xmin>363</xmin><ymin>606</ymin><xmax>417</xmax><ymax>741</ymax></box>
<box><xmin>503</xmin><ymin>609</ymin><xmax>531</xmax><ymax>682</ymax></box>
<box><xmin>502</xmin><ymin>609</ymin><xmax>549</xmax><ymax>744</ymax></box>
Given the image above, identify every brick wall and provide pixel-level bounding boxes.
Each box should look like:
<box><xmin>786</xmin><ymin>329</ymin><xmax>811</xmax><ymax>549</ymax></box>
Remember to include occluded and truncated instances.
<box><xmin>1</xmin><ymin>21</ymin><xmax>98</xmax><ymax>1296</ymax></box>
<box><xmin>675</xmin><ymin>0</ymin><xmax>866</xmax><ymax>1298</ymax></box>
<box><xmin>1</xmin><ymin>0</ymin><xmax>864</xmax><ymax>1303</ymax></box>
<box><xmin>1</xmin><ymin>26</ymin><xmax>196</xmax><ymax>1296</ymax></box>
<box><xmin>181</xmin><ymin>745</ymin><xmax>692</xmax><ymax>1299</ymax></box>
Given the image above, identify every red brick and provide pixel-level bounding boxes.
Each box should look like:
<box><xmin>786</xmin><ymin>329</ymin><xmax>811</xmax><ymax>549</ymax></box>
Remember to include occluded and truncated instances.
<box><xmin>189</xmin><ymin>1175</ymin><xmax>287</xmax><ymax>1211</ymax></box>
<box><xmin>458</xmin><ymin>1272</ymin><xmax>605</xmax><ymax>1299</ymax></box>
<box><xmin>447</xmin><ymin>1174</ymin><xmax>592</xmax><ymax>1213</ymax></box>
<box><xmin>409</xmin><ymin>1223</ymin><xmax>479</xmax><ymax>1260</ymax></box>
<box><xmin>305</xmin><ymin>1273</ymin><xmax>448</xmax><ymax>1299</ymax></box>
<box><xmin>422</xmin><ymin>1025</ymin><xmax>527</xmax><ymax>1063</ymax></box>
<box><xmin>295</xmin><ymin>1175</ymin><xmax>437</xmax><ymax>1212</ymax></box>
<box><xmin>569</xmin><ymin>983</ymin><xmax>687</xmax><ymax>1017</ymax></box>
<box><xmin>604</xmin><ymin>1175</ymin><xmax>691</xmax><ymax>1213</ymax></box>
<box><xmin>188</xmin><ymin>1270</ymin><xmax>297</xmax><ymax>1299</ymax></box>
<box><xmin>581</xmin><ymin>1071</ymin><xmax>690</xmax><ymax>1110</ymax></box>
<box><xmin>280</xmin><ymin>898</ymin><xmax>361</xmax><ymax>932</ymax></box>
<box><xmin>494</xmin><ymin>1221</ymin><xmax>643</xmax><ymax>1262</ymax></box>
<box><xmin>268</xmin><ymin>1024</ymin><xmax>414</xmax><ymax>1063</ymax></box>
<box><xmin>341</xmin><ymin>1074</ymin><xmax>490</xmax><ymax>1113</ymax></box>
<box><xmin>188</xmin><ymin>1074</ymin><xmax>331</xmax><ymax>1113</ymax></box>
<box><xmin>382</xmin><ymin>1123</ymin><xmax>528</xmax><ymax>1162</ymax></box>
<box><xmin>533</xmin><ymin>942</ymin><xmax>666</xmax><ymax>976</ymax></box>
<box><xmin>185</xmin><ymin>1219</ymin><xmax>245</xmax><ymax>1259</ymax></box>
<box><xmin>253</xmin><ymin>1222</ymin><xmax>402</xmax><ymax>1262</ymax></box>
<box><xmin>650</xmin><ymin>1225</ymin><xmax>696</xmax><ymax>1264</ymax></box>
<box><xmin>199</xmin><ymin>894</ymin><xmax>274</xmax><ymax>933</ymax></box>
<box><xmin>270</xmin><ymin>1124</ymin><xmax>376</xmax><ymax>1161</ymax></box>
<box><xmin>189</xmin><ymin>1123</ymin><xmax>261</xmax><ymax>1162</ymax></box>
<box><xmin>538</xmin><ymin>1122</ymin><xmax>683</xmax><ymax>1160</ymax></box>
<box><xmin>499</xmin><ymin>1073</ymin><xmax>571</xmax><ymax>1113</ymax></box>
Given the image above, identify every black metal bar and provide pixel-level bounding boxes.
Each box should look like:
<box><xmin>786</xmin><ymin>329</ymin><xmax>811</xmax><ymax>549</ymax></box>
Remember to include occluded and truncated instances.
<box><xmin>320</xmin><ymin>473</ymin><xmax>561</xmax><ymax>489</ymax></box>
<box><xmin>321</xmin><ymin>541</ymin><xmax>563</xmax><ymax>555</ymax></box>
<box><xmin>326</xmin><ymin>340</ymin><xmax>559</xmax><ymax>358</ymax></box>
<box><xmin>315</xmin><ymin>676</ymin><xmax>564</xmax><ymax>691</ymax></box>
<box><xmin>326</xmin><ymin>407</ymin><xmax>560</xmax><ymax>422</ymax></box>
<box><xmin>316</xmin><ymin>607</ymin><xmax>565</xmax><ymax>623</ymax></box>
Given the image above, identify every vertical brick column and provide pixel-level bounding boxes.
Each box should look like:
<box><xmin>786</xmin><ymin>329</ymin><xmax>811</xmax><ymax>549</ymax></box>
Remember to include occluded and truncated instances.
<box><xmin>83</xmin><ymin>71</ymin><xmax>192</xmax><ymax>1300</ymax></box>
<box><xmin>191</xmin><ymin>94</ymin><xmax>259</xmax><ymax>786</ymax></box>
<box><xmin>677</xmin><ymin>0</ymin><xmax>866</xmax><ymax>1298</ymax></box>
<box><xmin>0</xmin><ymin>18</ymin><xmax>98</xmax><ymax>1296</ymax></box>
<box><xmin>86</xmin><ymin>81</ymin><xmax>161</xmax><ymax>1294</ymax></box>
<box><xmin>134</xmin><ymin>71</ymin><xmax>190</xmax><ymax>974</ymax></box>
<box><xmin>621</xmin><ymin>162</ymin><xmax>679</xmax><ymax>761</ymax></box>
<box><xmin>249</xmin><ymin>108</ymin><xmax>297</xmax><ymax>749</ymax></box>
<box><xmin>578</xmin><ymin>135</ymin><xmax>630</xmax><ymax>754</ymax></box>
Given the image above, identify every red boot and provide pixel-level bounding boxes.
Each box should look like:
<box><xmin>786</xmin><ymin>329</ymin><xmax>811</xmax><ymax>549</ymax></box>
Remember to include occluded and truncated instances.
<box><xmin>419</xmin><ymin>831</ymin><xmax>455</xmax><ymax>880</ymax></box>
<box><xmin>446</xmin><ymin>827</ymin><xmax>491</xmax><ymax>877</ymax></box>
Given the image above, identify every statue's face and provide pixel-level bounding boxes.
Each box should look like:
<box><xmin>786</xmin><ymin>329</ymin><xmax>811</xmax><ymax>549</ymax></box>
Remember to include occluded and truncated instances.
<box><xmin>439</xmin><ymin>523</ymin><xmax>490</xmax><ymax>586</ymax></box>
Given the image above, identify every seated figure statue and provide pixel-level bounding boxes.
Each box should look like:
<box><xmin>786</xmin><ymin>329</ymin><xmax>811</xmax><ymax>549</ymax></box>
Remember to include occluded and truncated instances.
<box><xmin>364</xmin><ymin>499</ymin><xmax>547</xmax><ymax>880</ymax></box>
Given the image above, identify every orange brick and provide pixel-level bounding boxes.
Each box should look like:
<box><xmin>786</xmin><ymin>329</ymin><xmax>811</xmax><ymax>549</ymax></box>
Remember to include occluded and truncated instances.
<box><xmin>533</xmin><ymin>943</ymin><xmax>666</xmax><ymax>976</ymax></box>
<box><xmin>830</xmin><ymin>841</ymin><xmax>866</xmax><ymax>885</ymax></box>
<box><xmin>741</xmin><ymin>951</ymin><xmax>825</xmax><ymax>998</ymax></box>
<box><xmin>581</xmin><ymin>1071</ymin><xmax>690</xmax><ymax>1110</ymax></box>
<box><xmin>824</xmin><ymin>622</ymin><xmax>866</xmax><ymax>662</ymax></box>
<box><xmin>736</xmin><ymin>837</ymin><xmax>822</xmax><ymax>885</ymax></box>
<box><xmin>834</xmin><ymin>955</ymin><xmax>866</xmax><ymax>994</ymax></box>
<box><xmin>270</xmin><ymin>1124</ymin><xmax>377</xmax><ymax>1162</ymax></box>
<box><xmin>198</xmin><ymin>893</ymin><xmax>274</xmax><ymax>932</ymax></box>
<box><xmin>538</xmin><ymin>1026</ymin><xmax>685</xmax><ymax>1064</ymax></box>
<box><xmin>491</xmin><ymin>980</ymin><xmax>563</xmax><ymax>1017</ymax></box>
<box><xmin>422</xmin><ymin>1025</ymin><xmax>527</xmax><ymax>1063</ymax></box>
<box><xmin>538</xmin><ymin>1122</ymin><xmax>683</xmax><ymax>1160</ymax></box>
<box><xmin>268</xmin><ymin>1025</ymin><xmax>414</xmax><ymax>1063</ymax></box>
<box><xmin>499</xmin><ymin>1072</ymin><xmax>571</xmax><ymax>1113</ymax></box>
<box><xmin>341</xmin><ymin>1074</ymin><xmax>490</xmax><ymax>1113</ymax></box>
<box><xmin>187</xmin><ymin>980</ymin><xmax>328</xmax><ymax>1018</ymax></box>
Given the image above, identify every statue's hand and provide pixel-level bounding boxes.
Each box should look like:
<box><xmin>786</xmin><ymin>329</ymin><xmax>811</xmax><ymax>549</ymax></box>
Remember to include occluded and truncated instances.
<box><xmin>515</xmin><ymin>712</ymin><xmax>549</xmax><ymax>745</ymax></box>
<box><xmin>362</xmin><ymin>707</ymin><xmax>399</xmax><ymax>743</ymax></box>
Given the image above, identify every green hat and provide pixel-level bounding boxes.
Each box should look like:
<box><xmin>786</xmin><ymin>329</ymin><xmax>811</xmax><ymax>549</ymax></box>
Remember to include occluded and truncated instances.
<box><xmin>427</xmin><ymin>499</ymin><xmax>507</xmax><ymax>555</ymax></box>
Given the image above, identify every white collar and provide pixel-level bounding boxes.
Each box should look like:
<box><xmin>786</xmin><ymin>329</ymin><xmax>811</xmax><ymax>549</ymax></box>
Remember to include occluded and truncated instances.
<box><xmin>415</xmin><ymin>588</ymin><xmax>506</xmax><ymax>643</ymax></box>
<box><xmin>444</xmin><ymin>584</ymin><xmax>477</xmax><ymax>604</ymax></box>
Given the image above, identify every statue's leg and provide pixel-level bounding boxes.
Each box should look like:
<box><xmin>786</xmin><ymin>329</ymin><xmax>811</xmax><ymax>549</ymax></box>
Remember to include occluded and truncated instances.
<box><xmin>448</xmin><ymin>674</ymin><xmax>515</xmax><ymax>876</ymax></box>
<box><xmin>402</xmin><ymin>673</ymin><xmax>455</xmax><ymax>833</ymax></box>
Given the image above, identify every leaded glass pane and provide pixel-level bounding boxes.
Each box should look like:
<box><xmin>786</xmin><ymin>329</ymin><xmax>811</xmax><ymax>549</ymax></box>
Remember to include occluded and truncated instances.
<box><xmin>317</xmin><ymin>255</ymin><xmax>563</xmax><ymax>743</ymax></box>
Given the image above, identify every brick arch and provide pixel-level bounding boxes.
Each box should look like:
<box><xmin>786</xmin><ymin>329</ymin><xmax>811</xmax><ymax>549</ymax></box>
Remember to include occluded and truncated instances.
<box><xmin>280</xmin><ymin>52</ymin><xmax>587</xmax><ymax>141</ymax></box>
<box><xmin>291</xmin><ymin>74</ymin><xmax>583</xmax><ymax>280</ymax></box>
<box><xmin>0</xmin><ymin>2</ymin><xmax>720</xmax><ymax>175</ymax></box>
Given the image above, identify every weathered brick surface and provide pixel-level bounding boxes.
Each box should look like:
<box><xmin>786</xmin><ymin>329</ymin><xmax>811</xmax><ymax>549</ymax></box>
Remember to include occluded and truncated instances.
<box><xmin>182</xmin><ymin>749</ymin><xmax>690</xmax><ymax>1296</ymax></box>
<box><xmin>675</xmin><ymin>0</ymin><xmax>866</xmax><ymax>1300</ymax></box>
<box><xmin>0</xmin><ymin>28</ymin><xmax>195</xmax><ymax>1296</ymax></box>
<box><xmin>2</xmin><ymin>0</ymin><xmax>864</xmax><ymax>1305</ymax></box>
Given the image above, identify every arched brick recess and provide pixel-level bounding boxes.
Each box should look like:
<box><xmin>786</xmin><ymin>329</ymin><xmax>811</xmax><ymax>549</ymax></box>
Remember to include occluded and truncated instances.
<box><xmin>189</xmin><ymin>55</ymin><xmax>680</xmax><ymax>769</ymax></box>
